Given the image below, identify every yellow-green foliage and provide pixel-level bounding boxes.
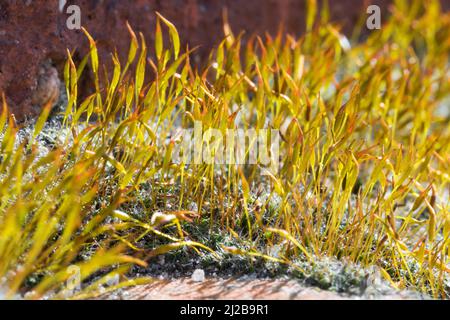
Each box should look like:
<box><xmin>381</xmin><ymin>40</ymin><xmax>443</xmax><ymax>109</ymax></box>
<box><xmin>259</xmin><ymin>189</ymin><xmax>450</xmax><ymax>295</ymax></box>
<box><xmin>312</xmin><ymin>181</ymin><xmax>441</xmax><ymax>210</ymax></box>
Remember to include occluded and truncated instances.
<box><xmin>0</xmin><ymin>0</ymin><xmax>449</xmax><ymax>298</ymax></box>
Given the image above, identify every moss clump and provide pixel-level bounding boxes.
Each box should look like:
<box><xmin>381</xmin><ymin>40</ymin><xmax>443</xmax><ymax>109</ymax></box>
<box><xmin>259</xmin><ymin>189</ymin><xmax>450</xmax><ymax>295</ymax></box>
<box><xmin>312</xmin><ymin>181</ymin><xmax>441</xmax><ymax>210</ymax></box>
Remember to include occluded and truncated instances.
<box><xmin>0</xmin><ymin>0</ymin><xmax>449</xmax><ymax>299</ymax></box>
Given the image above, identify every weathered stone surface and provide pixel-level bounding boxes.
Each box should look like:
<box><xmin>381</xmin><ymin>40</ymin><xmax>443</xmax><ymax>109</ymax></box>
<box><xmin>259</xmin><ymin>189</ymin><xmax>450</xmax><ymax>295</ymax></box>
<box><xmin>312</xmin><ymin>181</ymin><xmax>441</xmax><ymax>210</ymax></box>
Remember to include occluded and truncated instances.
<box><xmin>118</xmin><ymin>278</ymin><xmax>347</xmax><ymax>300</ymax></box>
<box><xmin>99</xmin><ymin>277</ymin><xmax>422</xmax><ymax>300</ymax></box>
<box><xmin>0</xmin><ymin>0</ymin><xmax>447</xmax><ymax>120</ymax></box>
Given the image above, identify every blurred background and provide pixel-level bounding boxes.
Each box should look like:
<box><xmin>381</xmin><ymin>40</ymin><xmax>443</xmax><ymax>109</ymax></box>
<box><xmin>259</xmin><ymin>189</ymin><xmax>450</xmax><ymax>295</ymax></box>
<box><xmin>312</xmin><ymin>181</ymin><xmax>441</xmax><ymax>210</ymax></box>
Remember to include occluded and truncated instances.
<box><xmin>0</xmin><ymin>0</ymin><xmax>448</xmax><ymax>119</ymax></box>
